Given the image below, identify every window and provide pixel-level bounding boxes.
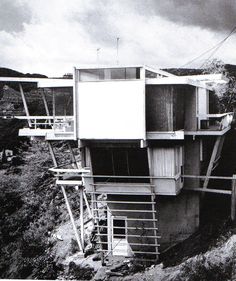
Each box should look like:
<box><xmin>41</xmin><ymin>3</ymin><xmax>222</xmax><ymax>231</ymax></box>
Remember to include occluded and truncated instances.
<box><xmin>113</xmin><ymin>218</ymin><xmax>126</xmax><ymax>238</ymax></box>
<box><xmin>79</xmin><ymin>69</ymin><xmax>104</xmax><ymax>81</ymax></box>
<box><xmin>91</xmin><ymin>147</ymin><xmax>149</xmax><ymax>183</ymax></box>
<box><xmin>110</xmin><ymin>68</ymin><xmax>126</xmax><ymax>79</ymax></box>
<box><xmin>79</xmin><ymin>68</ymin><xmax>140</xmax><ymax>81</ymax></box>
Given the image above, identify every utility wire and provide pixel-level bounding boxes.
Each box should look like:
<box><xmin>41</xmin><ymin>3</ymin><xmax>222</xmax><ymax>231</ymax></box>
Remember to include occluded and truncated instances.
<box><xmin>180</xmin><ymin>25</ymin><xmax>236</xmax><ymax>68</ymax></box>
<box><xmin>200</xmin><ymin>26</ymin><xmax>236</xmax><ymax>68</ymax></box>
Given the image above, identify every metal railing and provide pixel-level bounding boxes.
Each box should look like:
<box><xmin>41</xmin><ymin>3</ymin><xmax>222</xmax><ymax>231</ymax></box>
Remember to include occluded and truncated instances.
<box><xmin>49</xmin><ymin>169</ymin><xmax>236</xmax><ymax>221</ymax></box>
<box><xmin>197</xmin><ymin>112</ymin><xmax>234</xmax><ymax>131</ymax></box>
<box><xmin>16</xmin><ymin>115</ymin><xmax>75</xmax><ymax>134</ymax></box>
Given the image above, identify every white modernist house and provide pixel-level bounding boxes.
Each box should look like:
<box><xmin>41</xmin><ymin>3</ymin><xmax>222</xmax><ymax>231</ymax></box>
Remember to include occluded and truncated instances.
<box><xmin>0</xmin><ymin>65</ymin><xmax>232</xmax><ymax>259</ymax></box>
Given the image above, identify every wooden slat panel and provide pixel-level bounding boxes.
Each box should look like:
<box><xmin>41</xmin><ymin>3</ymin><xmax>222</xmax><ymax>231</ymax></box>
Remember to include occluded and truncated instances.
<box><xmin>146</xmin><ymin>85</ymin><xmax>174</xmax><ymax>131</ymax></box>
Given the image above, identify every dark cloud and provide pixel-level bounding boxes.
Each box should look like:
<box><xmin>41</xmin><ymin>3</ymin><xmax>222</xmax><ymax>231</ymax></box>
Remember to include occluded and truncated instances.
<box><xmin>0</xmin><ymin>0</ymin><xmax>31</xmax><ymax>32</ymax></box>
<box><xmin>71</xmin><ymin>1</ymin><xmax>119</xmax><ymax>47</ymax></box>
<box><xmin>136</xmin><ymin>0</ymin><xmax>236</xmax><ymax>32</ymax></box>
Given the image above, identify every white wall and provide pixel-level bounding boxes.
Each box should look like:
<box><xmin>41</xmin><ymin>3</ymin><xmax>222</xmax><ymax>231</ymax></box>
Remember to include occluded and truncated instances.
<box><xmin>77</xmin><ymin>80</ymin><xmax>145</xmax><ymax>139</ymax></box>
<box><xmin>197</xmin><ymin>87</ymin><xmax>209</xmax><ymax>116</ymax></box>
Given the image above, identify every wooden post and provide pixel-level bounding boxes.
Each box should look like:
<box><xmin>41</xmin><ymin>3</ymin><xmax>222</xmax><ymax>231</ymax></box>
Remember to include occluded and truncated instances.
<box><xmin>80</xmin><ymin>187</ymin><xmax>84</xmax><ymax>250</ymax></box>
<box><xmin>231</xmin><ymin>175</ymin><xmax>236</xmax><ymax>222</ymax></box>
<box><xmin>19</xmin><ymin>83</ymin><xmax>32</xmax><ymax>127</ymax></box>
<box><xmin>62</xmin><ymin>185</ymin><xmax>83</xmax><ymax>252</ymax></box>
<box><xmin>48</xmin><ymin>141</ymin><xmax>83</xmax><ymax>252</ymax></box>
<box><xmin>68</xmin><ymin>142</ymin><xmax>78</xmax><ymax>169</ymax></box>
<box><xmin>41</xmin><ymin>90</ymin><xmax>51</xmax><ymax>126</ymax></box>
<box><xmin>67</xmin><ymin>142</ymin><xmax>92</xmax><ymax>218</ymax></box>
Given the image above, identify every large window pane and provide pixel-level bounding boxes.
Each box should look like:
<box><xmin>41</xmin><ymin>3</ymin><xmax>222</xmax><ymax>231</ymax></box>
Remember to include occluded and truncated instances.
<box><xmin>79</xmin><ymin>69</ymin><xmax>104</xmax><ymax>81</ymax></box>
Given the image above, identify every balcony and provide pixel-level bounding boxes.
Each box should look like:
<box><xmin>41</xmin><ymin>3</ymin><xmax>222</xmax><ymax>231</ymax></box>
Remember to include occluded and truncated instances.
<box><xmin>185</xmin><ymin>112</ymin><xmax>234</xmax><ymax>136</ymax></box>
<box><xmin>18</xmin><ymin>115</ymin><xmax>75</xmax><ymax>140</ymax></box>
<box><xmin>49</xmin><ymin>171</ymin><xmax>183</xmax><ymax>196</ymax></box>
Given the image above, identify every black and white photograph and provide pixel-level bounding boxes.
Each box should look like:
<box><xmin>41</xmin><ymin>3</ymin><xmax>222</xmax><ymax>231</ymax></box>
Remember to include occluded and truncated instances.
<box><xmin>1</xmin><ymin>0</ymin><xmax>236</xmax><ymax>280</ymax></box>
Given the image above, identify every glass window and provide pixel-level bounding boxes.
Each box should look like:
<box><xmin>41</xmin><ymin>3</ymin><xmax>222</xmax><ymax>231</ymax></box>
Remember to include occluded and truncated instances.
<box><xmin>126</xmin><ymin>68</ymin><xmax>140</xmax><ymax>79</ymax></box>
<box><xmin>79</xmin><ymin>69</ymin><xmax>104</xmax><ymax>81</ymax></box>
<box><xmin>91</xmin><ymin>147</ymin><xmax>149</xmax><ymax>183</ymax></box>
<box><xmin>110</xmin><ymin>68</ymin><xmax>126</xmax><ymax>79</ymax></box>
<box><xmin>79</xmin><ymin>68</ymin><xmax>140</xmax><ymax>81</ymax></box>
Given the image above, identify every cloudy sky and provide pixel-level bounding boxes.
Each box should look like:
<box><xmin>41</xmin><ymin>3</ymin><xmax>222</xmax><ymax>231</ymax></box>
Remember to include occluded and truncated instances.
<box><xmin>0</xmin><ymin>0</ymin><xmax>236</xmax><ymax>76</ymax></box>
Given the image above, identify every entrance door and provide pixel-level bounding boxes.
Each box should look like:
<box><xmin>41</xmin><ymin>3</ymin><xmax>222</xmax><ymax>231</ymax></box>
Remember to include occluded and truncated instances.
<box><xmin>111</xmin><ymin>216</ymin><xmax>128</xmax><ymax>256</ymax></box>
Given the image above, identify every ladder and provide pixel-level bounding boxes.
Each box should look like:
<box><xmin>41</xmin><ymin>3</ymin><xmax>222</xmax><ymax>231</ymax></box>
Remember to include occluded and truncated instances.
<box><xmin>90</xmin><ymin>190</ymin><xmax>160</xmax><ymax>261</ymax></box>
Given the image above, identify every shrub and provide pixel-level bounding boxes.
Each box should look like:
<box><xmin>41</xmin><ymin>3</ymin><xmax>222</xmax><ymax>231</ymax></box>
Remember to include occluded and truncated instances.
<box><xmin>176</xmin><ymin>254</ymin><xmax>233</xmax><ymax>281</ymax></box>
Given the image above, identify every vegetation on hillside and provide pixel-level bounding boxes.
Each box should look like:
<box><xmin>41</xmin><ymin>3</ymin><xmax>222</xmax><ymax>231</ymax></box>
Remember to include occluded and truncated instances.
<box><xmin>0</xmin><ymin>142</ymin><xmax>80</xmax><ymax>279</ymax></box>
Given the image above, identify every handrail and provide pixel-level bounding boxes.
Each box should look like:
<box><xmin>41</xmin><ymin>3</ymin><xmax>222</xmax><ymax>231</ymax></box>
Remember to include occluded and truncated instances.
<box><xmin>197</xmin><ymin>112</ymin><xmax>234</xmax><ymax>130</ymax></box>
<box><xmin>48</xmin><ymin>170</ymin><xmax>236</xmax><ymax>180</ymax></box>
<box><xmin>182</xmin><ymin>174</ymin><xmax>234</xmax><ymax>180</ymax></box>
<box><xmin>49</xmin><ymin>168</ymin><xmax>90</xmax><ymax>173</ymax></box>
<box><xmin>16</xmin><ymin>115</ymin><xmax>74</xmax><ymax>120</ymax></box>
<box><xmin>197</xmin><ymin>112</ymin><xmax>233</xmax><ymax>118</ymax></box>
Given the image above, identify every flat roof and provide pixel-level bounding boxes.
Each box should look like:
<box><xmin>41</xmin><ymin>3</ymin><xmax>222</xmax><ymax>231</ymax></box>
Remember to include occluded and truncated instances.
<box><xmin>0</xmin><ymin>77</ymin><xmax>73</xmax><ymax>88</ymax></box>
<box><xmin>146</xmin><ymin>73</ymin><xmax>228</xmax><ymax>90</ymax></box>
<box><xmin>75</xmin><ymin>64</ymin><xmax>175</xmax><ymax>77</ymax></box>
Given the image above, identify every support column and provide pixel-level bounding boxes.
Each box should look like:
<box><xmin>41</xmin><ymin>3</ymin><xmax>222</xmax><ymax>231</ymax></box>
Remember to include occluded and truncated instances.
<box><xmin>80</xmin><ymin>187</ymin><xmax>84</xmax><ymax>249</ymax></box>
<box><xmin>48</xmin><ymin>141</ymin><xmax>83</xmax><ymax>252</ymax></box>
<box><xmin>203</xmin><ymin>136</ymin><xmax>225</xmax><ymax>189</ymax></box>
<box><xmin>231</xmin><ymin>175</ymin><xmax>236</xmax><ymax>222</ymax></box>
<box><xmin>19</xmin><ymin>83</ymin><xmax>31</xmax><ymax>127</ymax></box>
<box><xmin>68</xmin><ymin>142</ymin><xmax>92</xmax><ymax>218</ymax></box>
<box><xmin>41</xmin><ymin>90</ymin><xmax>51</xmax><ymax>126</ymax></box>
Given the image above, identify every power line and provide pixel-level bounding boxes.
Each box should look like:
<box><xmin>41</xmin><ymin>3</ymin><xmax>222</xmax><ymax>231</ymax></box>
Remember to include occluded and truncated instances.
<box><xmin>199</xmin><ymin>26</ymin><xmax>236</xmax><ymax>68</ymax></box>
<box><xmin>180</xmin><ymin>25</ymin><xmax>236</xmax><ymax>68</ymax></box>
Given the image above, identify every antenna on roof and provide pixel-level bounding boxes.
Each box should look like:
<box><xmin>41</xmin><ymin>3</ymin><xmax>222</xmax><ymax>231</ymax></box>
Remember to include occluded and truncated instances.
<box><xmin>96</xmin><ymin>48</ymin><xmax>100</xmax><ymax>66</ymax></box>
<box><xmin>116</xmin><ymin>37</ymin><xmax>120</xmax><ymax>65</ymax></box>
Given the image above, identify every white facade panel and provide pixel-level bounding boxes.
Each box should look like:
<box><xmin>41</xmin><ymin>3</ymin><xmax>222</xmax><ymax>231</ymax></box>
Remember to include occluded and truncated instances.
<box><xmin>77</xmin><ymin>80</ymin><xmax>145</xmax><ymax>139</ymax></box>
<box><xmin>197</xmin><ymin>87</ymin><xmax>208</xmax><ymax>116</ymax></box>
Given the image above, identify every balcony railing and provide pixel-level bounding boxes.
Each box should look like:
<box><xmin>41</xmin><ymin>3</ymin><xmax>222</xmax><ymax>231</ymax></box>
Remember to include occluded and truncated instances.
<box><xmin>17</xmin><ymin>115</ymin><xmax>73</xmax><ymax>131</ymax></box>
<box><xmin>197</xmin><ymin>112</ymin><xmax>234</xmax><ymax>131</ymax></box>
<box><xmin>17</xmin><ymin>115</ymin><xmax>75</xmax><ymax>139</ymax></box>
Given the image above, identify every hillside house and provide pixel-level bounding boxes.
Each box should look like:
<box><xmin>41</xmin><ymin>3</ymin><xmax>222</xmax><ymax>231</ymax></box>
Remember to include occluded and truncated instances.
<box><xmin>0</xmin><ymin>65</ymin><xmax>233</xmax><ymax>260</ymax></box>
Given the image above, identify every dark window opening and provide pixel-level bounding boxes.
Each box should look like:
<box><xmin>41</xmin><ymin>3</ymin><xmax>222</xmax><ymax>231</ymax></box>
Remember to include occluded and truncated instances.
<box><xmin>91</xmin><ymin>147</ymin><xmax>150</xmax><ymax>183</ymax></box>
<box><xmin>113</xmin><ymin>219</ymin><xmax>126</xmax><ymax>238</ymax></box>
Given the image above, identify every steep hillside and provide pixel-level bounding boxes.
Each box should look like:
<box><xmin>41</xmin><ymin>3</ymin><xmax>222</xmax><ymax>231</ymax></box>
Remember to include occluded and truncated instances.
<box><xmin>0</xmin><ymin>141</ymin><xmax>81</xmax><ymax>279</ymax></box>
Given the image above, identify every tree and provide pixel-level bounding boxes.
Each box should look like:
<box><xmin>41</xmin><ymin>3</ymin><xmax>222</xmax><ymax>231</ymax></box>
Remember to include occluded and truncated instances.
<box><xmin>203</xmin><ymin>59</ymin><xmax>236</xmax><ymax>113</ymax></box>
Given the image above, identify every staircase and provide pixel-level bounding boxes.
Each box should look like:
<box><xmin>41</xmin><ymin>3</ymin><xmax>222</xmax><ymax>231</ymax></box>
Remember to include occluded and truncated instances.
<box><xmin>90</xmin><ymin>192</ymin><xmax>160</xmax><ymax>261</ymax></box>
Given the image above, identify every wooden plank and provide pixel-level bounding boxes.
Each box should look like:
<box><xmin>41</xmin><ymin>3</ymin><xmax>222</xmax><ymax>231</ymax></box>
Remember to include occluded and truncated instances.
<box><xmin>94</xmin><ymin>217</ymin><xmax>157</xmax><ymax>221</ymax></box>
<box><xmin>96</xmin><ymin>233</ymin><xmax>161</xmax><ymax>238</ymax></box>
<box><xmin>80</xmin><ymin>187</ymin><xmax>84</xmax><ymax>250</ymax></box>
<box><xmin>182</xmin><ymin>175</ymin><xmax>234</xmax><ymax>180</ymax></box>
<box><xmin>98</xmin><ymin>242</ymin><xmax>160</xmax><ymax>247</ymax></box>
<box><xmin>184</xmin><ymin>187</ymin><xmax>231</xmax><ymax>195</ymax></box>
<box><xmin>94</xmin><ymin>208</ymin><xmax>156</xmax><ymax>213</ymax></box>
<box><xmin>56</xmin><ymin>180</ymin><xmax>83</xmax><ymax>185</ymax></box>
<box><xmin>91</xmin><ymin>200</ymin><xmax>155</xmax><ymax>204</ymax></box>
<box><xmin>96</xmin><ymin>226</ymin><xmax>158</xmax><ymax>230</ymax></box>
